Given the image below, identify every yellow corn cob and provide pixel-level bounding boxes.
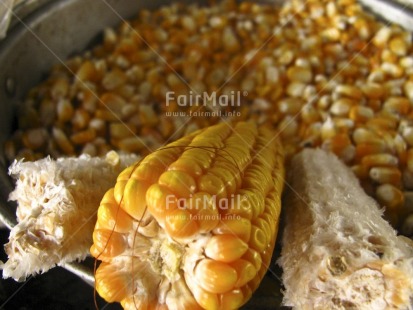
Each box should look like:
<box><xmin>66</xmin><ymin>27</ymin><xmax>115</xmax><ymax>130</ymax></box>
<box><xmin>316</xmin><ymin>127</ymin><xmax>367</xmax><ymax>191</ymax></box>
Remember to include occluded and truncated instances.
<box><xmin>90</xmin><ymin>121</ymin><xmax>284</xmax><ymax>310</ymax></box>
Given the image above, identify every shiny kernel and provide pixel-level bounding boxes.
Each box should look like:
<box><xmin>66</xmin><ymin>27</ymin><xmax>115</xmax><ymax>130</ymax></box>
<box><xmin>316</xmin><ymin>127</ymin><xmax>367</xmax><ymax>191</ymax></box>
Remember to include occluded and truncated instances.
<box><xmin>198</xmin><ymin>174</ymin><xmax>226</xmax><ymax>199</ymax></box>
<box><xmin>389</xmin><ymin>37</ymin><xmax>408</xmax><ymax>56</ymax></box>
<box><xmin>376</xmin><ymin>183</ymin><xmax>405</xmax><ymax>211</ymax></box>
<box><xmin>369</xmin><ymin>167</ymin><xmax>402</xmax><ymax>185</ymax></box>
<box><xmin>159</xmin><ymin>170</ymin><xmax>196</xmax><ymax>198</ymax></box>
<box><xmin>335</xmin><ymin>84</ymin><xmax>363</xmax><ymax>100</ymax></box>
<box><xmin>70</xmin><ymin>128</ymin><xmax>96</xmax><ymax>145</ymax></box>
<box><xmin>278</xmin><ymin>97</ymin><xmax>303</xmax><ymax>115</ymax></box>
<box><xmin>212</xmin><ymin>215</ymin><xmax>251</xmax><ymax>242</ymax></box>
<box><xmin>355</xmin><ymin>143</ymin><xmax>386</xmax><ymax>160</ymax></box>
<box><xmin>220</xmin><ymin>289</ymin><xmax>244</xmax><ymax>310</ymax></box>
<box><xmin>146</xmin><ymin>184</ymin><xmax>177</xmax><ymax>221</ymax></box>
<box><xmin>52</xmin><ymin>127</ymin><xmax>75</xmax><ymax>155</ymax></box>
<box><xmin>249</xmin><ymin>226</ymin><xmax>267</xmax><ymax>252</ymax></box>
<box><xmin>330</xmin><ymin>98</ymin><xmax>354</xmax><ymax>116</ymax></box>
<box><xmin>361</xmin><ymin>83</ymin><xmax>385</xmax><ymax>100</ymax></box>
<box><xmin>97</xmin><ymin>202</ymin><xmax>133</xmax><ymax>233</ymax></box>
<box><xmin>383</xmin><ymin>97</ymin><xmax>410</xmax><ymax>115</ymax></box>
<box><xmin>353</xmin><ymin>128</ymin><xmax>382</xmax><ymax>145</ymax></box>
<box><xmin>95</xmin><ymin>263</ymin><xmax>130</xmax><ymax>302</ymax></box>
<box><xmin>91</xmin><ymin>229</ymin><xmax>126</xmax><ymax>259</ymax></box>
<box><xmin>205</xmin><ymin>235</ymin><xmax>248</xmax><ymax>263</ymax></box>
<box><xmin>165</xmin><ymin>208</ymin><xmax>199</xmax><ymax>239</ymax></box>
<box><xmin>195</xmin><ymin>259</ymin><xmax>238</xmax><ymax>294</ymax></box>
<box><xmin>362</xmin><ymin>153</ymin><xmax>399</xmax><ymax>168</ymax></box>
<box><xmin>230</xmin><ymin>259</ymin><xmax>256</xmax><ymax>288</ymax></box>
<box><xmin>349</xmin><ymin>106</ymin><xmax>374</xmax><ymax>122</ymax></box>
<box><xmin>286</xmin><ymin>66</ymin><xmax>313</xmax><ymax>83</ymax></box>
<box><xmin>122</xmin><ymin>179</ymin><xmax>150</xmax><ymax>220</ymax></box>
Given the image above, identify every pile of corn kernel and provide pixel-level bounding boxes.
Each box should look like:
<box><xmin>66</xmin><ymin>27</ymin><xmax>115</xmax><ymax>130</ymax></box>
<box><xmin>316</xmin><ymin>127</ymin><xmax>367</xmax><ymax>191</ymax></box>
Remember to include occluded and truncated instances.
<box><xmin>4</xmin><ymin>0</ymin><xmax>413</xmax><ymax>235</ymax></box>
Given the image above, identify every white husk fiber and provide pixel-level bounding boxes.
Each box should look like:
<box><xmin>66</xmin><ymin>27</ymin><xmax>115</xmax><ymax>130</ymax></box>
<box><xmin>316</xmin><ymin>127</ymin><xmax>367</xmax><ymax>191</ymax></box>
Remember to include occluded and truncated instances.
<box><xmin>279</xmin><ymin>149</ymin><xmax>413</xmax><ymax>309</ymax></box>
<box><xmin>2</xmin><ymin>151</ymin><xmax>138</xmax><ymax>281</ymax></box>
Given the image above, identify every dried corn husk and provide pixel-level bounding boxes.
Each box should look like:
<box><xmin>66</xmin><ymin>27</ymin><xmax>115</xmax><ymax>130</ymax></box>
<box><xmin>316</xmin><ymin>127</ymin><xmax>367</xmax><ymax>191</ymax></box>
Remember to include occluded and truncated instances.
<box><xmin>2</xmin><ymin>151</ymin><xmax>138</xmax><ymax>281</ymax></box>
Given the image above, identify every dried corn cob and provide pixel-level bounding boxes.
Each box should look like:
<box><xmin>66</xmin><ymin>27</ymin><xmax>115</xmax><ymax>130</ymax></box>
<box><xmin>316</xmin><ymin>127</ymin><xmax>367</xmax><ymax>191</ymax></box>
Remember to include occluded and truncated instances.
<box><xmin>279</xmin><ymin>149</ymin><xmax>413</xmax><ymax>309</ymax></box>
<box><xmin>2</xmin><ymin>151</ymin><xmax>138</xmax><ymax>281</ymax></box>
<box><xmin>91</xmin><ymin>121</ymin><xmax>284</xmax><ymax>310</ymax></box>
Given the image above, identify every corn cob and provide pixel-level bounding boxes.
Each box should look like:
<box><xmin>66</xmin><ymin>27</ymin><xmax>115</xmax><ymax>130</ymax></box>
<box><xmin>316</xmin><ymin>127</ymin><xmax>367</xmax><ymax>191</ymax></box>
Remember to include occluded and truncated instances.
<box><xmin>91</xmin><ymin>121</ymin><xmax>284</xmax><ymax>310</ymax></box>
<box><xmin>279</xmin><ymin>149</ymin><xmax>413</xmax><ymax>309</ymax></box>
<box><xmin>2</xmin><ymin>151</ymin><xmax>138</xmax><ymax>281</ymax></box>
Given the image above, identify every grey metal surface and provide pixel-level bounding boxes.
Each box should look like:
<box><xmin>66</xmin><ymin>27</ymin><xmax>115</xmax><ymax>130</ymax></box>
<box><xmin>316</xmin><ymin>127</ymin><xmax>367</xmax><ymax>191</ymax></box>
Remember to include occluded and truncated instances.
<box><xmin>359</xmin><ymin>0</ymin><xmax>413</xmax><ymax>31</ymax></box>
